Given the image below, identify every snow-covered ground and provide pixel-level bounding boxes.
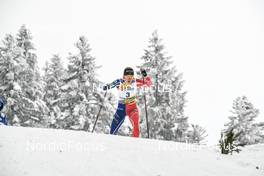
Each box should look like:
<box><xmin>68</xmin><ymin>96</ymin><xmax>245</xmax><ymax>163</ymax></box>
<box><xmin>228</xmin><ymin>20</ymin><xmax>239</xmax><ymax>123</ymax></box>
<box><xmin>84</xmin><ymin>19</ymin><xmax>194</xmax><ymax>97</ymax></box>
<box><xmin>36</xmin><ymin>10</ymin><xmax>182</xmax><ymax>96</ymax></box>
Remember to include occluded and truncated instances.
<box><xmin>0</xmin><ymin>126</ymin><xmax>263</xmax><ymax>176</ymax></box>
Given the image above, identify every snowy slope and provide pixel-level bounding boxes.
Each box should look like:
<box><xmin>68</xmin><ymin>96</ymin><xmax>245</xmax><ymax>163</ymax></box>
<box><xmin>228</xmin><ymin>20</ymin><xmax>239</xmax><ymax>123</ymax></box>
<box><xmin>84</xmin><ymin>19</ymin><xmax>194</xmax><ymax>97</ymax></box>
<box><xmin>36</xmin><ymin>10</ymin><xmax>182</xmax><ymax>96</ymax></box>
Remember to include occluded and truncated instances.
<box><xmin>0</xmin><ymin>126</ymin><xmax>263</xmax><ymax>176</ymax></box>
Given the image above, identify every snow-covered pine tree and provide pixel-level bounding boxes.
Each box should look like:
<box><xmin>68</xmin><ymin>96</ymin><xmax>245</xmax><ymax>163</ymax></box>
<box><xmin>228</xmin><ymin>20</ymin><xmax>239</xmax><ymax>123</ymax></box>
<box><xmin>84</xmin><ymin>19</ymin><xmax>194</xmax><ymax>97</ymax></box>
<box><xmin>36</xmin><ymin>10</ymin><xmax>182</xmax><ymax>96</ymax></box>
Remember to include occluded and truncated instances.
<box><xmin>60</xmin><ymin>36</ymin><xmax>96</xmax><ymax>130</ymax></box>
<box><xmin>187</xmin><ymin>124</ymin><xmax>208</xmax><ymax>144</ymax></box>
<box><xmin>43</xmin><ymin>54</ymin><xmax>65</xmax><ymax>128</ymax></box>
<box><xmin>223</xmin><ymin>96</ymin><xmax>262</xmax><ymax>146</ymax></box>
<box><xmin>257</xmin><ymin>122</ymin><xmax>264</xmax><ymax>143</ymax></box>
<box><xmin>0</xmin><ymin>34</ymin><xmax>26</xmax><ymax>124</ymax></box>
<box><xmin>137</xmin><ymin>30</ymin><xmax>189</xmax><ymax>141</ymax></box>
<box><xmin>170</xmin><ymin>73</ymin><xmax>189</xmax><ymax>142</ymax></box>
<box><xmin>0</xmin><ymin>26</ymin><xmax>48</xmax><ymax>126</ymax></box>
<box><xmin>60</xmin><ymin>36</ymin><xmax>113</xmax><ymax>132</ymax></box>
<box><xmin>219</xmin><ymin>128</ymin><xmax>242</xmax><ymax>154</ymax></box>
<box><xmin>15</xmin><ymin>25</ymin><xmax>48</xmax><ymax>126</ymax></box>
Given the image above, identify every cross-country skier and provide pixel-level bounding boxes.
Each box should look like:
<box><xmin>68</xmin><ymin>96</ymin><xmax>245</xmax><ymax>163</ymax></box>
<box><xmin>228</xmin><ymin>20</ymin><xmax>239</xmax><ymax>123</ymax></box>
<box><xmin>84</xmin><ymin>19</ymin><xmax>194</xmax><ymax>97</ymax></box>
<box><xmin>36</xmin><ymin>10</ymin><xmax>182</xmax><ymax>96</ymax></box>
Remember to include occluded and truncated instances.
<box><xmin>103</xmin><ymin>67</ymin><xmax>152</xmax><ymax>137</ymax></box>
<box><xmin>0</xmin><ymin>96</ymin><xmax>8</xmax><ymax>126</ymax></box>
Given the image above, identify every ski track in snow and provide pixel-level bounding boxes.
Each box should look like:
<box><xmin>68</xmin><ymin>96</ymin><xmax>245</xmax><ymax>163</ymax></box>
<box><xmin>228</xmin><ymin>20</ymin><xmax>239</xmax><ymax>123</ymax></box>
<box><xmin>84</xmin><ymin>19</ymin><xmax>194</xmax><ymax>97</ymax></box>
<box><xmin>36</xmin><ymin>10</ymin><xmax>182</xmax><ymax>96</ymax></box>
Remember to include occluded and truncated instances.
<box><xmin>0</xmin><ymin>126</ymin><xmax>263</xmax><ymax>176</ymax></box>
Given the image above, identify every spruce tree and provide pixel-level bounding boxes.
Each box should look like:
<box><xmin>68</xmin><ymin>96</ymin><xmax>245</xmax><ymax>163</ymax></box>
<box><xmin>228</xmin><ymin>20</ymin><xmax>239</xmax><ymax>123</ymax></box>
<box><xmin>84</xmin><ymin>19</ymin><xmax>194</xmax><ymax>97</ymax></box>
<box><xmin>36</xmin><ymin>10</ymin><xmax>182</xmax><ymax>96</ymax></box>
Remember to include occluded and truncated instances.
<box><xmin>0</xmin><ymin>34</ymin><xmax>26</xmax><ymax>124</ymax></box>
<box><xmin>0</xmin><ymin>25</ymin><xmax>48</xmax><ymax>126</ymax></box>
<box><xmin>137</xmin><ymin>31</ymin><xmax>189</xmax><ymax>141</ymax></box>
<box><xmin>15</xmin><ymin>25</ymin><xmax>48</xmax><ymax>126</ymax></box>
<box><xmin>257</xmin><ymin>122</ymin><xmax>264</xmax><ymax>143</ymax></box>
<box><xmin>219</xmin><ymin>128</ymin><xmax>242</xmax><ymax>154</ymax></box>
<box><xmin>187</xmin><ymin>124</ymin><xmax>208</xmax><ymax>144</ymax></box>
<box><xmin>223</xmin><ymin>96</ymin><xmax>261</xmax><ymax>146</ymax></box>
<box><xmin>43</xmin><ymin>54</ymin><xmax>65</xmax><ymax>128</ymax></box>
<box><xmin>60</xmin><ymin>36</ymin><xmax>112</xmax><ymax>131</ymax></box>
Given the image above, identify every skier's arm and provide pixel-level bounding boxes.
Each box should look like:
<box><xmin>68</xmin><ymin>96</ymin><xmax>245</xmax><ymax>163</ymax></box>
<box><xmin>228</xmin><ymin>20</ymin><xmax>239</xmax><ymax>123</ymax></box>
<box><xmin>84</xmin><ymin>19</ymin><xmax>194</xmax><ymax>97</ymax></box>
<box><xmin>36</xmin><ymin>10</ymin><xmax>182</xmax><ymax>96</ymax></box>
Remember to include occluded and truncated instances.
<box><xmin>136</xmin><ymin>69</ymin><xmax>152</xmax><ymax>87</ymax></box>
<box><xmin>136</xmin><ymin>76</ymin><xmax>152</xmax><ymax>87</ymax></box>
<box><xmin>103</xmin><ymin>79</ymin><xmax>121</xmax><ymax>90</ymax></box>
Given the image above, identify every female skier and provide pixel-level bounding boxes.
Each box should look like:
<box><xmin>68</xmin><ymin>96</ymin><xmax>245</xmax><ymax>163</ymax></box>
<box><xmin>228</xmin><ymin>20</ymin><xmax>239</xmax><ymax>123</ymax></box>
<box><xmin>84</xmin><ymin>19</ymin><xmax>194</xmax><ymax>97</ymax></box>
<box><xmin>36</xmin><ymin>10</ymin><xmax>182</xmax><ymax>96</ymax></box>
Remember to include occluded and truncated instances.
<box><xmin>103</xmin><ymin>67</ymin><xmax>152</xmax><ymax>137</ymax></box>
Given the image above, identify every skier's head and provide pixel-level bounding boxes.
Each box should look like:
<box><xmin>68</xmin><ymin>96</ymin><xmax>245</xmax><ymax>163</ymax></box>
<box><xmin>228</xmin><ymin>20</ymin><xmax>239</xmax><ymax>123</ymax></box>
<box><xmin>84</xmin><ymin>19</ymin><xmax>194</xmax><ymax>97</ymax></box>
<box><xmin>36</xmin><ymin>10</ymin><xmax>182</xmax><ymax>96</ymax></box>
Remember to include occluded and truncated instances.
<box><xmin>123</xmin><ymin>67</ymin><xmax>134</xmax><ymax>83</ymax></box>
<box><xmin>0</xmin><ymin>96</ymin><xmax>6</xmax><ymax>111</ymax></box>
<box><xmin>124</xmin><ymin>67</ymin><xmax>134</xmax><ymax>76</ymax></box>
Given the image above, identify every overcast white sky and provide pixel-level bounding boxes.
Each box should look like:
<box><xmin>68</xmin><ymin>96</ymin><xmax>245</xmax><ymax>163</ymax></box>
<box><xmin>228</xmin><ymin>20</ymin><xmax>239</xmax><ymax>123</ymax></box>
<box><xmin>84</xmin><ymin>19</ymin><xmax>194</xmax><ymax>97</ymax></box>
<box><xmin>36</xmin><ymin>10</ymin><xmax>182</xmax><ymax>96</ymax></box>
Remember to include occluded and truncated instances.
<box><xmin>1</xmin><ymin>0</ymin><xmax>264</xmax><ymax>144</ymax></box>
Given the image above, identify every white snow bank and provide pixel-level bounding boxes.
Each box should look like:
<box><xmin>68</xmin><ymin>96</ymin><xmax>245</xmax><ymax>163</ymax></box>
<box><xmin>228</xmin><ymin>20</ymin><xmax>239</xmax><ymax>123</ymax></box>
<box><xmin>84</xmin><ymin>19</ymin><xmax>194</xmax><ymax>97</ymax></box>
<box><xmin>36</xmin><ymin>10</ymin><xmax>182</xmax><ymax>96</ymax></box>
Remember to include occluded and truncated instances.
<box><xmin>0</xmin><ymin>126</ymin><xmax>263</xmax><ymax>176</ymax></box>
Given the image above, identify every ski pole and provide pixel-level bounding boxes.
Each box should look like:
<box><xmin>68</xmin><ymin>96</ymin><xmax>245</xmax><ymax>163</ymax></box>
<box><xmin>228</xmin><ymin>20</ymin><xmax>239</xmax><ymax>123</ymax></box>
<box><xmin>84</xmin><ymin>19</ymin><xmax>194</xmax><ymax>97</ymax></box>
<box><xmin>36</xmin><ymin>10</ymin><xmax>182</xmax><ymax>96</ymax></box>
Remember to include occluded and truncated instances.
<box><xmin>92</xmin><ymin>90</ymin><xmax>107</xmax><ymax>133</ymax></box>
<box><xmin>141</xmin><ymin>69</ymin><xmax>150</xmax><ymax>138</ymax></box>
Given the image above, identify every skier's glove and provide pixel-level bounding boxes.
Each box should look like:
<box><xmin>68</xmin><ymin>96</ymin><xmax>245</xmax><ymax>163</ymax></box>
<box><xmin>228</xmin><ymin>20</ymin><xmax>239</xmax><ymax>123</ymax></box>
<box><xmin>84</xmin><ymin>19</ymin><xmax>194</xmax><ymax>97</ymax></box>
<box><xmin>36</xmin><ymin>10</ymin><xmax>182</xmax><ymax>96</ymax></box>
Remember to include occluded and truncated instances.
<box><xmin>103</xmin><ymin>84</ymin><xmax>110</xmax><ymax>91</ymax></box>
<box><xmin>103</xmin><ymin>85</ymin><xmax>108</xmax><ymax>91</ymax></box>
<box><xmin>140</xmin><ymin>68</ymin><xmax>147</xmax><ymax>77</ymax></box>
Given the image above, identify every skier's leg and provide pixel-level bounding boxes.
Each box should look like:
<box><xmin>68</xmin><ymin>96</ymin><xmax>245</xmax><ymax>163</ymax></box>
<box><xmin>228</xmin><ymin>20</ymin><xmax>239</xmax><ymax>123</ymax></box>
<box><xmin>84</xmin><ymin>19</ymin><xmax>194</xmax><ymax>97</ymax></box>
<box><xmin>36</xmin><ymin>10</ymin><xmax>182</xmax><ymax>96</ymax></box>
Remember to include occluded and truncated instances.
<box><xmin>110</xmin><ymin>113</ymin><xmax>125</xmax><ymax>135</ymax></box>
<box><xmin>110</xmin><ymin>103</ymin><xmax>126</xmax><ymax>135</ymax></box>
<box><xmin>127</xmin><ymin>103</ymin><xmax>140</xmax><ymax>137</ymax></box>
